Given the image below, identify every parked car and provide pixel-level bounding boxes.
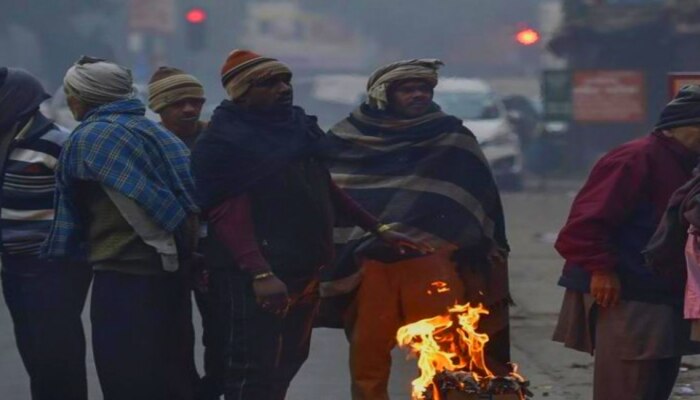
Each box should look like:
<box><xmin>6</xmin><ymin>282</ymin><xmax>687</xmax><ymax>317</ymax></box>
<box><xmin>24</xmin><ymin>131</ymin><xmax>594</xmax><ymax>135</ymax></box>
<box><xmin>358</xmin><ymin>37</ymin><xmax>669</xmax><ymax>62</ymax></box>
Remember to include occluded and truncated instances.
<box><xmin>434</xmin><ymin>78</ymin><xmax>524</xmax><ymax>190</ymax></box>
<box><xmin>45</xmin><ymin>84</ymin><xmax>159</xmax><ymax>130</ymax></box>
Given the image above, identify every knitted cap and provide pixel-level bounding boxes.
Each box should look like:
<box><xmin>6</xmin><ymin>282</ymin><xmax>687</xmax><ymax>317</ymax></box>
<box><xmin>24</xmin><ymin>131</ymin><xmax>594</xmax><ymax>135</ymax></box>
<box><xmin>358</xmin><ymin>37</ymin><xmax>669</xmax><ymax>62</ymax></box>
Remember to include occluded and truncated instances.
<box><xmin>656</xmin><ymin>85</ymin><xmax>700</xmax><ymax>131</ymax></box>
<box><xmin>220</xmin><ymin>50</ymin><xmax>271</xmax><ymax>86</ymax></box>
<box><xmin>148</xmin><ymin>66</ymin><xmax>205</xmax><ymax>113</ymax></box>
<box><xmin>219</xmin><ymin>49</ymin><xmax>292</xmax><ymax>99</ymax></box>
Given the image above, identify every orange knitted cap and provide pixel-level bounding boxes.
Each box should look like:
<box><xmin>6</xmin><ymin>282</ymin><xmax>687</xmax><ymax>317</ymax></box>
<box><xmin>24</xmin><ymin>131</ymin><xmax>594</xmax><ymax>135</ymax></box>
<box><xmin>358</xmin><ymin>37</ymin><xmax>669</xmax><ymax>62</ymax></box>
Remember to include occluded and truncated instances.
<box><xmin>220</xmin><ymin>49</ymin><xmax>271</xmax><ymax>86</ymax></box>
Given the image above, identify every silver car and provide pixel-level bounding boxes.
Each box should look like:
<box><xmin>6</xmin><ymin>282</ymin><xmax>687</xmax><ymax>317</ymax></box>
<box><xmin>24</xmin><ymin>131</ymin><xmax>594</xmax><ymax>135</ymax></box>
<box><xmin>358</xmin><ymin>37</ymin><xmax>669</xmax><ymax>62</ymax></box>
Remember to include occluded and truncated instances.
<box><xmin>434</xmin><ymin>78</ymin><xmax>524</xmax><ymax>190</ymax></box>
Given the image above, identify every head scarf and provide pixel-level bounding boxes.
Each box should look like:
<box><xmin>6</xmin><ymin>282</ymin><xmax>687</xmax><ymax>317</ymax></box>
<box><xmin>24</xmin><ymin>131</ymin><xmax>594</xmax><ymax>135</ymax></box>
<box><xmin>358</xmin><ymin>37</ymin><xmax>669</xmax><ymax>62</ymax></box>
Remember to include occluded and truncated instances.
<box><xmin>63</xmin><ymin>56</ymin><xmax>134</xmax><ymax>106</ymax></box>
<box><xmin>656</xmin><ymin>84</ymin><xmax>700</xmax><ymax>131</ymax></box>
<box><xmin>0</xmin><ymin>67</ymin><xmax>50</xmax><ymax>132</ymax></box>
<box><xmin>366</xmin><ymin>59</ymin><xmax>444</xmax><ymax>110</ymax></box>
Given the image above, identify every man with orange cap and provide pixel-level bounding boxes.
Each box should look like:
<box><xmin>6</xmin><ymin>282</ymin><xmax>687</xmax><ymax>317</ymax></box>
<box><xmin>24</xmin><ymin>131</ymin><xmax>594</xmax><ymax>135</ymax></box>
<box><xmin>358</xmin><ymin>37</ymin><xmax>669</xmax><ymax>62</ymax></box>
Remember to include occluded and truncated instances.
<box><xmin>191</xmin><ymin>50</ymin><xmax>425</xmax><ymax>400</ymax></box>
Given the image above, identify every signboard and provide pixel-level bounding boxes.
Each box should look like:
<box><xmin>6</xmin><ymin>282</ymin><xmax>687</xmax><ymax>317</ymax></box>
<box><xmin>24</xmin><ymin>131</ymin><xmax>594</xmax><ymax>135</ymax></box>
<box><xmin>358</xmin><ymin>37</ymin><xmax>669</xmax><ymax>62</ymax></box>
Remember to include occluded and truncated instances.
<box><xmin>129</xmin><ymin>0</ymin><xmax>176</xmax><ymax>34</ymax></box>
<box><xmin>542</xmin><ymin>70</ymin><xmax>573</xmax><ymax>122</ymax></box>
<box><xmin>668</xmin><ymin>73</ymin><xmax>700</xmax><ymax>99</ymax></box>
<box><xmin>573</xmin><ymin>70</ymin><xmax>646</xmax><ymax>123</ymax></box>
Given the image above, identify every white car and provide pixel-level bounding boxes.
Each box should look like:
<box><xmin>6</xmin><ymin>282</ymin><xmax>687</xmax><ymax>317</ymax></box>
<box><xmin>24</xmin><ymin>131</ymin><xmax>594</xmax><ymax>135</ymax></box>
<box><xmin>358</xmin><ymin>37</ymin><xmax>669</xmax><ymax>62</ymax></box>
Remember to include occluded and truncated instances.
<box><xmin>45</xmin><ymin>84</ymin><xmax>159</xmax><ymax>130</ymax></box>
<box><xmin>434</xmin><ymin>78</ymin><xmax>524</xmax><ymax>190</ymax></box>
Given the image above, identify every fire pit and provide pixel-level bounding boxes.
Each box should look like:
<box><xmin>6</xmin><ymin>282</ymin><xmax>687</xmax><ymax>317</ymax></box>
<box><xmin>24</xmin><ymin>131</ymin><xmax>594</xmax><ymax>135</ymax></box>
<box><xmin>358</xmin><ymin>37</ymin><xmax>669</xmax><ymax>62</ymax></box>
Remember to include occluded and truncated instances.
<box><xmin>430</xmin><ymin>369</ymin><xmax>531</xmax><ymax>400</ymax></box>
<box><xmin>397</xmin><ymin>300</ymin><xmax>532</xmax><ymax>400</ymax></box>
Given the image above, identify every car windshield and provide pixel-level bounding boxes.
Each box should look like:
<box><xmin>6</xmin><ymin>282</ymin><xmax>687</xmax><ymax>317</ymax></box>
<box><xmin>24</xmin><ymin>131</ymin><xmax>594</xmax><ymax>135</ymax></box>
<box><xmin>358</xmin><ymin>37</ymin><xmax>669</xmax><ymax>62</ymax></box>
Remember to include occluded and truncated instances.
<box><xmin>433</xmin><ymin>91</ymin><xmax>501</xmax><ymax>120</ymax></box>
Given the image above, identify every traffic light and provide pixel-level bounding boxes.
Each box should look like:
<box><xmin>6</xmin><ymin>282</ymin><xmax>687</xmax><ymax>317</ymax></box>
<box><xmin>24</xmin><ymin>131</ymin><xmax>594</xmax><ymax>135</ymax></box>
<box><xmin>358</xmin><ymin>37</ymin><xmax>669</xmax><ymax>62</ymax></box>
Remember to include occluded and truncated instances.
<box><xmin>515</xmin><ymin>28</ymin><xmax>540</xmax><ymax>46</ymax></box>
<box><xmin>185</xmin><ymin>7</ymin><xmax>207</xmax><ymax>51</ymax></box>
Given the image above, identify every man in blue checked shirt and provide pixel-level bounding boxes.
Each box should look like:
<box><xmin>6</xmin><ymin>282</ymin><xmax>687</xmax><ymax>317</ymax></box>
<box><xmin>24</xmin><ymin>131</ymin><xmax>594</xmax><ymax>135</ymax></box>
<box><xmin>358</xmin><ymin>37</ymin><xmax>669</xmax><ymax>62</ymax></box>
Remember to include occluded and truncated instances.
<box><xmin>43</xmin><ymin>56</ymin><xmax>200</xmax><ymax>400</ymax></box>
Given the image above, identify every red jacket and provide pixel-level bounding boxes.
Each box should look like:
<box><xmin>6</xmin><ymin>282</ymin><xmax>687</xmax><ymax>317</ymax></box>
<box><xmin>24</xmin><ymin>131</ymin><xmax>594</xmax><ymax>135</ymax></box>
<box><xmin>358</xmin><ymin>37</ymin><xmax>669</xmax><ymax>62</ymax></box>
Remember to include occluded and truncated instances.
<box><xmin>556</xmin><ymin>132</ymin><xmax>697</xmax><ymax>303</ymax></box>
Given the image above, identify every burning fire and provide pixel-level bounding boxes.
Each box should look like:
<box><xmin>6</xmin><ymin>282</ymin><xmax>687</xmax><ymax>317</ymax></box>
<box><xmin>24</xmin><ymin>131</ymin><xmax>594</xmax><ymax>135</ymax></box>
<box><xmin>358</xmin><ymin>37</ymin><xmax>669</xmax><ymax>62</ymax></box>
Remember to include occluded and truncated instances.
<box><xmin>397</xmin><ymin>303</ymin><xmax>492</xmax><ymax>399</ymax></box>
<box><xmin>397</xmin><ymin>283</ymin><xmax>528</xmax><ymax>399</ymax></box>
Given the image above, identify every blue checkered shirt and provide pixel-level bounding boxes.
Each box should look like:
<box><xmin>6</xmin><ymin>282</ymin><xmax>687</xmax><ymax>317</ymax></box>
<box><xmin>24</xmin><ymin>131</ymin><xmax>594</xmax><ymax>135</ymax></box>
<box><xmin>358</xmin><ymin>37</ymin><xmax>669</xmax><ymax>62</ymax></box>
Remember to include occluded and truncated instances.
<box><xmin>42</xmin><ymin>98</ymin><xmax>199</xmax><ymax>258</ymax></box>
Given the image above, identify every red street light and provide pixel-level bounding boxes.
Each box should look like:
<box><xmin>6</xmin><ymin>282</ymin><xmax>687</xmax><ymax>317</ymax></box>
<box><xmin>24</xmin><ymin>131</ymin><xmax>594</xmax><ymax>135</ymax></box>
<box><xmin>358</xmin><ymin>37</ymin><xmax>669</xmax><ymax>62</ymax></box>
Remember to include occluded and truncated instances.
<box><xmin>515</xmin><ymin>28</ymin><xmax>540</xmax><ymax>46</ymax></box>
<box><xmin>186</xmin><ymin>8</ymin><xmax>207</xmax><ymax>24</ymax></box>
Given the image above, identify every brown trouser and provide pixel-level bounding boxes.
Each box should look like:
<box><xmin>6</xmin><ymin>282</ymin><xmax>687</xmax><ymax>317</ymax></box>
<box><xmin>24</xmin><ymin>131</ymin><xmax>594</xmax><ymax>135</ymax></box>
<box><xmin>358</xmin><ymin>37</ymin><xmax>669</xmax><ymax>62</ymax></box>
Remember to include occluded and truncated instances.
<box><xmin>593</xmin><ymin>302</ymin><xmax>683</xmax><ymax>400</ymax></box>
<box><xmin>348</xmin><ymin>249</ymin><xmax>509</xmax><ymax>400</ymax></box>
<box><xmin>554</xmin><ymin>290</ymin><xmax>695</xmax><ymax>400</ymax></box>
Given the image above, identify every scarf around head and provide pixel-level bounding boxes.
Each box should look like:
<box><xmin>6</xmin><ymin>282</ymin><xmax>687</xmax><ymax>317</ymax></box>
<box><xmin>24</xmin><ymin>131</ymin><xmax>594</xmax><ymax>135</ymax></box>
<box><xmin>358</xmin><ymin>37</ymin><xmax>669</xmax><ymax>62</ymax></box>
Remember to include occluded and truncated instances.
<box><xmin>63</xmin><ymin>56</ymin><xmax>134</xmax><ymax>105</ymax></box>
<box><xmin>366</xmin><ymin>58</ymin><xmax>443</xmax><ymax>110</ymax></box>
<box><xmin>191</xmin><ymin>101</ymin><xmax>325</xmax><ymax>209</ymax></box>
<box><xmin>0</xmin><ymin>67</ymin><xmax>50</xmax><ymax>132</ymax></box>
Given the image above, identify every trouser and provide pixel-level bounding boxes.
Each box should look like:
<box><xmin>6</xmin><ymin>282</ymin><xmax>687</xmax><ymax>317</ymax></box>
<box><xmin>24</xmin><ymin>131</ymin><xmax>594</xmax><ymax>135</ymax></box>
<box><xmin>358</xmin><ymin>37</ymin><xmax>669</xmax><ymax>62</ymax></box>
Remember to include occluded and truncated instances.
<box><xmin>91</xmin><ymin>269</ymin><xmax>194</xmax><ymax>400</ymax></box>
<box><xmin>222</xmin><ymin>270</ymin><xmax>320</xmax><ymax>400</ymax></box>
<box><xmin>1</xmin><ymin>260</ymin><xmax>92</xmax><ymax>400</ymax></box>
<box><xmin>593</xmin><ymin>304</ymin><xmax>682</xmax><ymax>400</ymax></box>
<box><xmin>348</xmin><ymin>249</ymin><xmax>510</xmax><ymax>400</ymax></box>
<box><xmin>194</xmin><ymin>268</ymin><xmax>228</xmax><ymax>400</ymax></box>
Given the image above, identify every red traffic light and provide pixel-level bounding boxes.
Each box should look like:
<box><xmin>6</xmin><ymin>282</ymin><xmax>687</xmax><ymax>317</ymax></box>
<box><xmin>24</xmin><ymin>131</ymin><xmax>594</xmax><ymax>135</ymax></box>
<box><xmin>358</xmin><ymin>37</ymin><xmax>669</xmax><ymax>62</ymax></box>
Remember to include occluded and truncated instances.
<box><xmin>515</xmin><ymin>28</ymin><xmax>540</xmax><ymax>46</ymax></box>
<box><xmin>186</xmin><ymin>8</ymin><xmax>207</xmax><ymax>24</ymax></box>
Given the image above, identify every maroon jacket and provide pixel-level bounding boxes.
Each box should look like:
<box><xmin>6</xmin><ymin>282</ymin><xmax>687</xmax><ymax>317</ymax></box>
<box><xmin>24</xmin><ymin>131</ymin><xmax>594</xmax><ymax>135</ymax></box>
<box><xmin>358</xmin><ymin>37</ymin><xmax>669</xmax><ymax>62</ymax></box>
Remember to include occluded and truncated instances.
<box><xmin>556</xmin><ymin>132</ymin><xmax>697</xmax><ymax>304</ymax></box>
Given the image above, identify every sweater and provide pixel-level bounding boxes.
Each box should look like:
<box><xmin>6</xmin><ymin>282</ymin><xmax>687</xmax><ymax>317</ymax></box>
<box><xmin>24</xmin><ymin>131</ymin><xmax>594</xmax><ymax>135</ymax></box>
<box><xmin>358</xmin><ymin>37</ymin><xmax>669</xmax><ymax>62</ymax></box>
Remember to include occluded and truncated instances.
<box><xmin>556</xmin><ymin>132</ymin><xmax>697</xmax><ymax>304</ymax></box>
<box><xmin>1</xmin><ymin>113</ymin><xmax>67</xmax><ymax>266</ymax></box>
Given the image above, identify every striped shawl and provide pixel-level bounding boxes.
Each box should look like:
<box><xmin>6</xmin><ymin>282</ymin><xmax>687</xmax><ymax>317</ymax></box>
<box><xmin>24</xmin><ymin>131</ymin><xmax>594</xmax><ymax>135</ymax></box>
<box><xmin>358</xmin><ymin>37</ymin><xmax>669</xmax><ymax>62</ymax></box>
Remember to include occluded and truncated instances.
<box><xmin>320</xmin><ymin>105</ymin><xmax>509</xmax><ymax>298</ymax></box>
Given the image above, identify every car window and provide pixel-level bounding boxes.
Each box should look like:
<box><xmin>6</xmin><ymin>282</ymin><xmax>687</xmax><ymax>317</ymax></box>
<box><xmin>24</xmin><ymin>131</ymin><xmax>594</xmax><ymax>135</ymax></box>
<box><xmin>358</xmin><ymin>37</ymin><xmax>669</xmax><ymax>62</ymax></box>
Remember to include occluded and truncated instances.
<box><xmin>433</xmin><ymin>91</ymin><xmax>501</xmax><ymax>120</ymax></box>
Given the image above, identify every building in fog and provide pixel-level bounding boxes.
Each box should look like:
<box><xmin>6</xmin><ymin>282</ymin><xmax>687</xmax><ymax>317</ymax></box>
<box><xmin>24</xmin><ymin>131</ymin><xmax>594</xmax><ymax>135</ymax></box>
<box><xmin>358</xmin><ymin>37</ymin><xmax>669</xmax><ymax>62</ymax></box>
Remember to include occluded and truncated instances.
<box><xmin>549</xmin><ymin>0</ymin><xmax>700</xmax><ymax>165</ymax></box>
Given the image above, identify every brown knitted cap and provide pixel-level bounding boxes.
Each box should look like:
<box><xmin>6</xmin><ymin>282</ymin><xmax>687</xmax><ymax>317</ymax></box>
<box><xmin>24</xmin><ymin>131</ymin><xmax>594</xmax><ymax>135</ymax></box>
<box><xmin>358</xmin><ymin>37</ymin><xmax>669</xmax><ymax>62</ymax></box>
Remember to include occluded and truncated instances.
<box><xmin>147</xmin><ymin>66</ymin><xmax>205</xmax><ymax>112</ymax></box>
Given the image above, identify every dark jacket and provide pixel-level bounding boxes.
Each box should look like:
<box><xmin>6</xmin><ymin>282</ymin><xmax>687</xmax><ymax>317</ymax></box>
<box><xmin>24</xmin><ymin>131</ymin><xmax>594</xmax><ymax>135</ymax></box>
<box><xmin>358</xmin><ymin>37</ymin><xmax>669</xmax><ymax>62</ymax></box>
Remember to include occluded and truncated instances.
<box><xmin>204</xmin><ymin>158</ymin><xmax>335</xmax><ymax>279</ymax></box>
<box><xmin>556</xmin><ymin>132</ymin><xmax>697</xmax><ymax>304</ymax></box>
<box><xmin>195</xmin><ymin>102</ymin><xmax>336</xmax><ymax>280</ymax></box>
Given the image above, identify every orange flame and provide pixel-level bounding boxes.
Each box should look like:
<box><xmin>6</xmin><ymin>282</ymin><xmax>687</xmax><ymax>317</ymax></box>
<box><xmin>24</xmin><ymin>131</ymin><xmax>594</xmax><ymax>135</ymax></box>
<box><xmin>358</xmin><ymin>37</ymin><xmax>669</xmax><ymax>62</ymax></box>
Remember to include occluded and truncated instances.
<box><xmin>396</xmin><ymin>302</ymin><xmax>492</xmax><ymax>400</ymax></box>
<box><xmin>427</xmin><ymin>281</ymin><xmax>452</xmax><ymax>295</ymax></box>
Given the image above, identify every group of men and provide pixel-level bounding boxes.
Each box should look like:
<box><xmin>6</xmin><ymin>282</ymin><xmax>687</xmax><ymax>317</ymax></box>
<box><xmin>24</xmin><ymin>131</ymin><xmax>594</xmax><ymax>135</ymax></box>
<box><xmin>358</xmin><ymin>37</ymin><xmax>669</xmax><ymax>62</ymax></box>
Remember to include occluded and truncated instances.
<box><xmin>0</xmin><ymin>50</ymin><xmax>510</xmax><ymax>400</ymax></box>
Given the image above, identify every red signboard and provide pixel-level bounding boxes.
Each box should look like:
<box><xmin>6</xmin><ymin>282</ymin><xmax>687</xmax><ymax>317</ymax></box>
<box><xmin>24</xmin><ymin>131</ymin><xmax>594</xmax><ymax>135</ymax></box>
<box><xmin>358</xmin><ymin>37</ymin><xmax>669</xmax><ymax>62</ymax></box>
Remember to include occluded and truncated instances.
<box><xmin>668</xmin><ymin>73</ymin><xmax>700</xmax><ymax>99</ymax></box>
<box><xmin>573</xmin><ymin>70</ymin><xmax>646</xmax><ymax>123</ymax></box>
<box><xmin>129</xmin><ymin>0</ymin><xmax>176</xmax><ymax>34</ymax></box>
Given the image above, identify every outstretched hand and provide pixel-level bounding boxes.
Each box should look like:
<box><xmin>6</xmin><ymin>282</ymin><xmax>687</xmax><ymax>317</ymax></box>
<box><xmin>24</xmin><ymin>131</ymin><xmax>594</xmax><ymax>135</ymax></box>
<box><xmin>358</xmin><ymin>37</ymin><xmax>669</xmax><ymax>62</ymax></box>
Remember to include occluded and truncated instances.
<box><xmin>377</xmin><ymin>229</ymin><xmax>434</xmax><ymax>255</ymax></box>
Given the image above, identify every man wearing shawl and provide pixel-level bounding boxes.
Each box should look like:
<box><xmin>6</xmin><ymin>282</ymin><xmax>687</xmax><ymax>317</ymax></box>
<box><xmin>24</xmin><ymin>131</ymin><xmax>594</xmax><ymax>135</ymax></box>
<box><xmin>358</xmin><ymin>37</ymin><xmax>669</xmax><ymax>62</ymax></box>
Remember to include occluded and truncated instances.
<box><xmin>554</xmin><ymin>85</ymin><xmax>700</xmax><ymax>399</ymax></box>
<box><xmin>191</xmin><ymin>50</ymin><xmax>419</xmax><ymax>400</ymax></box>
<box><xmin>0</xmin><ymin>68</ymin><xmax>91</xmax><ymax>400</ymax></box>
<box><xmin>321</xmin><ymin>59</ymin><xmax>511</xmax><ymax>400</ymax></box>
<box><xmin>43</xmin><ymin>56</ymin><xmax>200</xmax><ymax>400</ymax></box>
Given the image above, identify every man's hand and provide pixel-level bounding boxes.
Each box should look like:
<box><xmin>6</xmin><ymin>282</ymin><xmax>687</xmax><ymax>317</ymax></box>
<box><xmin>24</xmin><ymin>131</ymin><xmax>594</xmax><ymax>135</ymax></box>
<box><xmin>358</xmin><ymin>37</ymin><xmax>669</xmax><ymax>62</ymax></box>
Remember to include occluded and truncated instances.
<box><xmin>378</xmin><ymin>229</ymin><xmax>435</xmax><ymax>255</ymax></box>
<box><xmin>590</xmin><ymin>270</ymin><xmax>621</xmax><ymax>308</ymax></box>
<box><xmin>252</xmin><ymin>274</ymin><xmax>290</xmax><ymax>316</ymax></box>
